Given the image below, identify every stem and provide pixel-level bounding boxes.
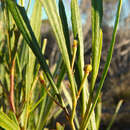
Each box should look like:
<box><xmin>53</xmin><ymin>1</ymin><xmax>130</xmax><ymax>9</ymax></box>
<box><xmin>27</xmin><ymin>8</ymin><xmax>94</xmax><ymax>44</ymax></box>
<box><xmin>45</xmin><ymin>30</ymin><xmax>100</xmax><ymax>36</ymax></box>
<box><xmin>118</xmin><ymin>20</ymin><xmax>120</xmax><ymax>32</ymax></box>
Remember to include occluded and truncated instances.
<box><xmin>9</xmin><ymin>59</ymin><xmax>16</xmax><ymax>113</ymax></box>
<box><xmin>71</xmin><ymin>64</ymin><xmax>92</xmax><ymax>130</ymax></box>
<box><xmin>70</xmin><ymin>119</ymin><xmax>76</xmax><ymax>130</ymax></box>
<box><xmin>66</xmin><ymin>69</ymin><xmax>76</xmax><ymax>130</ymax></box>
<box><xmin>79</xmin><ymin>94</ymin><xmax>92</xmax><ymax>130</ymax></box>
<box><xmin>48</xmin><ymin>90</ymin><xmax>70</xmax><ymax>121</ymax></box>
<box><xmin>39</xmin><ymin>73</ymin><xmax>70</xmax><ymax>121</ymax></box>
<box><xmin>77</xmin><ymin>74</ymin><xmax>88</xmax><ymax>100</ymax></box>
<box><xmin>70</xmin><ymin>99</ymin><xmax>76</xmax><ymax>130</ymax></box>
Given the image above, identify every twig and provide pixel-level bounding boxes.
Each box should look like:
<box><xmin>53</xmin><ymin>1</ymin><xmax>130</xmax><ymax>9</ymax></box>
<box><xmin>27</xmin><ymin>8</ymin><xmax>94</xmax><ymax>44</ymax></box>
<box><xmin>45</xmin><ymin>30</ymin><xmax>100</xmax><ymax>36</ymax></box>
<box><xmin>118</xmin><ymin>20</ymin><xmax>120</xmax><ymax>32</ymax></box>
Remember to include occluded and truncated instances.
<box><xmin>77</xmin><ymin>64</ymin><xmax>92</xmax><ymax>100</ymax></box>
<box><xmin>39</xmin><ymin>73</ymin><xmax>70</xmax><ymax>121</ymax></box>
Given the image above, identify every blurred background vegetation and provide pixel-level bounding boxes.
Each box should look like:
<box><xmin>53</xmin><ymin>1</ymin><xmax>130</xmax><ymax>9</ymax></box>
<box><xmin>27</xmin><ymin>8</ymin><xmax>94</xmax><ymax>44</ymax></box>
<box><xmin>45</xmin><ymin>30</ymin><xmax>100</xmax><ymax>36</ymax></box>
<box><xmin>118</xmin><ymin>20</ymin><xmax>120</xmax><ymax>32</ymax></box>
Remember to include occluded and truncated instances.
<box><xmin>0</xmin><ymin>0</ymin><xmax>130</xmax><ymax>130</ymax></box>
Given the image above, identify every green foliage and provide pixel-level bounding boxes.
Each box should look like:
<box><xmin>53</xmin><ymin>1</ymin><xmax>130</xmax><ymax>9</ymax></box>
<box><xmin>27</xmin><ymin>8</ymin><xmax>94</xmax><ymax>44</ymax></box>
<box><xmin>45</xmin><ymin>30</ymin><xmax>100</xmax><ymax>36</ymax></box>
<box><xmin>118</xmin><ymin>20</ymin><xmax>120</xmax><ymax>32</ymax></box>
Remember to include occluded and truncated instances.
<box><xmin>0</xmin><ymin>112</ymin><xmax>20</xmax><ymax>130</ymax></box>
<box><xmin>0</xmin><ymin>0</ymin><xmax>122</xmax><ymax>130</ymax></box>
<box><xmin>107</xmin><ymin>100</ymin><xmax>123</xmax><ymax>130</ymax></box>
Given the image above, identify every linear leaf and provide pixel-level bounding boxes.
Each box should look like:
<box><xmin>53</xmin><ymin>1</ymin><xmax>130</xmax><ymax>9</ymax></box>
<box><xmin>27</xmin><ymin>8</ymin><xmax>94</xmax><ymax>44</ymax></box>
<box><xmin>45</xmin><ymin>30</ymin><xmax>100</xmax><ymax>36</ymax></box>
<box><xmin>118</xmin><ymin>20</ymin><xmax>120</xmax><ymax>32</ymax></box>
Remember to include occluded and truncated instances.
<box><xmin>0</xmin><ymin>112</ymin><xmax>20</xmax><ymax>130</ymax></box>
<box><xmin>30</xmin><ymin>0</ymin><xmax>42</xmax><ymax>42</ymax></box>
<box><xmin>21</xmin><ymin>1</ymin><xmax>42</xmax><ymax>127</ymax></box>
<box><xmin>40</xmin><ymin>0</ymin><xmax>71</xmax><ymax>68</ymax></box>
<box><xmin>90</xmin><ymin>0</ymin><xmax>103</xmax><ymax>92</ymax></box>
<box><xmin>25</xmin><ymin>0</ymin><xmax>42</xmax><ymax>101</ymax></box>
<box><xmin>71</xmin><ymin>0</ymin><xmax>84</xmax><ymax>80</ymax></box>
<box><xmin>8</xmin><ymin>112</ymin><xmax>19</xmax><ymax>127</ymax></box>
<box><xmin>58</xmin><ymin>0</ymin><xmax>72</xmax><ymax>61</ymax></box>
<box><xmin>107</xmin><ymin>100</ymin><xmax>123</xmax><ymax>130</ymax></box>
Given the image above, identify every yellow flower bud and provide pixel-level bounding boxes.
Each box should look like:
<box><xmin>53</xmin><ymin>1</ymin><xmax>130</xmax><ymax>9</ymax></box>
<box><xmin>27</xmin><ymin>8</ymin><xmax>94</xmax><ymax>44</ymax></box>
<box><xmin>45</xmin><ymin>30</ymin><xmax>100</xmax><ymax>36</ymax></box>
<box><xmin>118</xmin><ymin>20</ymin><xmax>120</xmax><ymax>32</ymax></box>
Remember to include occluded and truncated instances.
<box><xmin>84</xmin><ymin>64</ymin><xmax>92</xmax><ymax>75</ymax></box>
<box><xmin>73</xmin><ymin>40</ymin><xmax>78</xmax><ymax>48</ymax></box>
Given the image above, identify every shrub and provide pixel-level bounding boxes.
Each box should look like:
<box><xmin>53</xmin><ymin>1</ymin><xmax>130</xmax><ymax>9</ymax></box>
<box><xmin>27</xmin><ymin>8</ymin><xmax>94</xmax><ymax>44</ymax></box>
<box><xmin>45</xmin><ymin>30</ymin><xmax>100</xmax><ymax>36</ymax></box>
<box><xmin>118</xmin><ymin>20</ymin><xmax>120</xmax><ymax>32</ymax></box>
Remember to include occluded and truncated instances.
<box><xmin>0</xmin><ymin>0</ymin><xmax>122</xmax><ymax>129</ymax></box>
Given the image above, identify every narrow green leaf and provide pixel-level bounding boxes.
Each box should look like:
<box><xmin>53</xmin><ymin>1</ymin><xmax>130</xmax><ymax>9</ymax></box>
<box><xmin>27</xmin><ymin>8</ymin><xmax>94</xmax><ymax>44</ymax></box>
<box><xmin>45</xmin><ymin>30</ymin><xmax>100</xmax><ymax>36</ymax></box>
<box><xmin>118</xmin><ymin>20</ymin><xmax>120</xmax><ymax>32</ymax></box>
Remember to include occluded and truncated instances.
<box><xmin>90</xmin><ymin>0</ymin><xmax>103</xmax><ymax>92</ymax></box>
<box><xmin>26</xmin><ymin>0</ymin><xmax>31</xmax><ymax>12</ymax></box>
<box><xmin>59</xmin><ymin>0</ymin><xmax>72</xmax><ymax>61</ymax></box>
<box><xmin>30</xmin><ymin>91</ymin><xmax>46</xmax><ymax>113</ymax></box>
<box><xmin>107</xmin><ymin>100</ymin><xmax>123</xmax><ymax>130</ymax></box>
<box><xmin>40</xmin><ymin>0</ymin><xmax>71</xmax><ymax>68</ymax></box>
<box><xmin>98</xmin><ymin>29</ymin><xmax>103</xmax><ymax>67</ymax></box>
<box><xmin>8</xmin><ymin>112</ymin><xmax>19</xmax><ymax>127</ymax></box>
<box><xmin>21</xmin><ymin>1</ymin><xmax>42</xmax><ymax>128</ymax></box>
<box><xmin>0</xmin><ymin>112</ymin><xmax>20</xmax><ymax>130</ymax></box>
<box><xmin>36</xmin><ymin>90</ymin><xmax>47</xmax><ymax>130</ymax></box>
<box><xmin>71</xmin><ymin>0</ymin><xmax>84</xmax><ymax>80</ymax></box>
<box><xmin>25</xmin><ymin>0</ymin><xmax>42</xmax><ymax>101</ymax></box>
<box><xmin>30</xmin><ymin>0</ymin><xmax>42</xmax><ymax>42</ymax></box>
